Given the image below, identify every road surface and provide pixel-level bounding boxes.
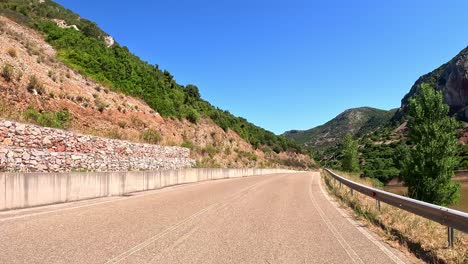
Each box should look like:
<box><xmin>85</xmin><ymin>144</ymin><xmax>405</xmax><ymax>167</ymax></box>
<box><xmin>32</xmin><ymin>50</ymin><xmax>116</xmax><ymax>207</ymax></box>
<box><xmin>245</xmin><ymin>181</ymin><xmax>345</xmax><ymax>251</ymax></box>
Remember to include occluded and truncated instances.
<box><xmin>0</xmin><ymin>172</ymin><xmax>408</xmax><ymax>263</ymax></box>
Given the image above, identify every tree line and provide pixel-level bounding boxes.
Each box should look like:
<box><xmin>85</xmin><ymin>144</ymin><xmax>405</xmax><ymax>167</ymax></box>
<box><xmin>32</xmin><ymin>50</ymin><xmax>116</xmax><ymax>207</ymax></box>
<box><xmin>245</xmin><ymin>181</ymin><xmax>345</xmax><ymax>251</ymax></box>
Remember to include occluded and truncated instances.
<box><xmin>341</xmin><ymin>84</ymin><xmax>461</xmax><ymax>206</ymax></box>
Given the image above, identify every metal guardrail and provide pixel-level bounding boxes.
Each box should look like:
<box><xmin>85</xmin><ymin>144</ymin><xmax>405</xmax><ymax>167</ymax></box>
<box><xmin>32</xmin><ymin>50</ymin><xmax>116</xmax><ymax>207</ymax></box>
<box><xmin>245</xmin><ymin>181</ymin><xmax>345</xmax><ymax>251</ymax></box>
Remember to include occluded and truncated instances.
<box><xmin>324</xmin><ymin>169</ymin><xmax>468</xmax><ymax>247</ymax></box>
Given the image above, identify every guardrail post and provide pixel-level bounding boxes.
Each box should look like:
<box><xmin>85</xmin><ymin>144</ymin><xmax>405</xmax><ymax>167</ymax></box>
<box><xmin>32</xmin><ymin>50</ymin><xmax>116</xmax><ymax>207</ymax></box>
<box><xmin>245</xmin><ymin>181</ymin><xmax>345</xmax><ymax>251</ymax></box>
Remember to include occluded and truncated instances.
<box><xmin>376</xmin><ymin>199</ymin><xmax>381</xmax><ymax>211</ymax></box>
<box><xmin>350</xmin><ymin>188</ymin><xmax>353</xmax><ymax>196</ymax></box>
<box><xmin>447</xmin><ymin>227</ymin><xmax>454</xmax><ymax>248</ymax></box>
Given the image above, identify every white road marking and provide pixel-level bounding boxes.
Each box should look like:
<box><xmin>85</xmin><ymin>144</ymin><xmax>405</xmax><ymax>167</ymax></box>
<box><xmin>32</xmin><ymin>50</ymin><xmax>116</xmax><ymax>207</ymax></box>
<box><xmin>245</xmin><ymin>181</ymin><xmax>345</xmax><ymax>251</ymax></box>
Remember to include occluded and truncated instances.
<box><xmin>318</xmin><ymin>172</ymin><xmax>407</xmax><ymax>264</ymax></box>
<box><xmin>308</xmin><ymin>174</ymin><xmax>364</xmax><ymax>264</ymax></box>
<box><xmin>105</xmin><ymin>175</ymin><xmax>286</xmax><ymax>264</ymax></box>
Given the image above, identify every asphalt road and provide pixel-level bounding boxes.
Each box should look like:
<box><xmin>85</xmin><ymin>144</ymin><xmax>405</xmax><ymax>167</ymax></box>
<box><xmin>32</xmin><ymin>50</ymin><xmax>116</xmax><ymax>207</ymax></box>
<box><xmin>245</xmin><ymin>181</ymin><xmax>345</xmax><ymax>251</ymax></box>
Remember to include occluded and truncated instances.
<box><xmin>0</xmin><ymin>172</ymin><xmax>409</xmax><ymax>263</ymax></box>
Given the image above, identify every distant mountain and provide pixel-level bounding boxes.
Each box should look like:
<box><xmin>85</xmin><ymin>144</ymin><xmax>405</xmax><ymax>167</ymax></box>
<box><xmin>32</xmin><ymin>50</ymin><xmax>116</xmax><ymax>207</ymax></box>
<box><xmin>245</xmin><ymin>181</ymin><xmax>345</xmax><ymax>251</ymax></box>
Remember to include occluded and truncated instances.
<box><xmin>284</xmin><ymin>107</ymin><xmax>396</xmax><ymax>150</ymax></box>
<box><xmin>395</xmin><ymin>46</ymin><xmax>468</xmax><ymax>122</ymax></box>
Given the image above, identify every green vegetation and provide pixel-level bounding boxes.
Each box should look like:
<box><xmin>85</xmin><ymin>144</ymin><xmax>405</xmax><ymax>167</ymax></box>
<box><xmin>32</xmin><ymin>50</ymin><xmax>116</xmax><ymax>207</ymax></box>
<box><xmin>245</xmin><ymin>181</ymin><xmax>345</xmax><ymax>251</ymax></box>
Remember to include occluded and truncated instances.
<box><xmin>24</xmin><ymin>107</ymin><xmax>71</xmax><ymax>129</ymax></box>
<box><xmin>26</xmin><ymin>75</ymin><xmax>45</xmax><ymax>95</ymax></box>
<box><xmin>1</xmin><ymin>64</ymin><xmax>14</xmax><ymax>82</ymax></box>
<box><xmin>202</xmin><ymin>146</ymin><xmax>220</xmax><ymax>159</ymax></box>
<box><xmin>180</xmin><ymin>140</ymin><xmax>195</xmax><ymax>149</ymax></box>
<box><xmin>94</xmin><ymin>96</ymin><xmax>107</xmax><ymax>113</ymax></box>
<box><xmin>360</xmin><ymin>141</ymin><xmax>400</xmax><ymax>183</ymax></box>
<box><xmin>140</xmin><ymin>129</ymin><xmax>162</xmax><ymax>144</ymax></box>
<box><xmin>106</xmin><ymin>129</ymin><xmax>123</xmax><ymax>140</ymax></box>
<box><xmin>284</xmin><ymin>107</ymin><xmax>396</xmax><ymax>150</ymax></box>
<box><xmin>0</xmin><ymin>0</ymin><xmax>301</xmax><ymax>154</ymax></box>
<box><xmin>457</xmin><ymin>144</ymin><xmax>468</xmax><ymax>170</ymax></box>
<box><xmin>185</xmin><ymin>109</ymin><xmax>200</xmax><ymax>124</ymax></box>
<box><xmin>341</xmin><ymin>134</ymin><xmax>359</xmax><ymax>172</ymax></box>
<box><xmin>236</xmin><ymin>150</ymin><xmax>258</xmax><ymax>161</ymax></box>
<box><xmin>285</xmin><ymin>107</ymin><xmax>397</xmax><ymax>170</ymax></box>
<box><xmin>400</xmin><ymin>83</ymin><xmax>460</xmax><ymax>206</ymax></box>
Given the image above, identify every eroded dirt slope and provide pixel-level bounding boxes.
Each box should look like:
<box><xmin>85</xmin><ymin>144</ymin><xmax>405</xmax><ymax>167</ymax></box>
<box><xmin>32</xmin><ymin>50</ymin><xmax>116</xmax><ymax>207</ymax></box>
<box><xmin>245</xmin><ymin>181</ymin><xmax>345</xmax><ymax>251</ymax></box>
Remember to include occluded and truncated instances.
<box><xmin>0</xmin><ymin>16</ymin><xmax>315</xmax><ymax>169</ymax></box>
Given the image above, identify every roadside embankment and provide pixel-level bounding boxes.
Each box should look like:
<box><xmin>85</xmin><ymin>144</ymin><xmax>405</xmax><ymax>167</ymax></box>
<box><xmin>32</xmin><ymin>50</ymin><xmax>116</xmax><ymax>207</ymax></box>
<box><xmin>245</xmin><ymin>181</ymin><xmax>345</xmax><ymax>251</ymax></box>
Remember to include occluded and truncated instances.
<box><xmin>0</xmin><ymin>168</ymin><xmax>293</xmax><ymax>211</ymax></box>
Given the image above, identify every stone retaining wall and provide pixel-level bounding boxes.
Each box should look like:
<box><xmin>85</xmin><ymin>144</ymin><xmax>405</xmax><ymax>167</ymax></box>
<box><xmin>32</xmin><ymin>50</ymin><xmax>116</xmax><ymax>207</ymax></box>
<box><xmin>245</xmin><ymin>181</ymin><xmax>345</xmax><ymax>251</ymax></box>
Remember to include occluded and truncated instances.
<box><xmin>0</xmin><ymin>119</ymin><xmax>194</xmax><ymax>172</ymax></box>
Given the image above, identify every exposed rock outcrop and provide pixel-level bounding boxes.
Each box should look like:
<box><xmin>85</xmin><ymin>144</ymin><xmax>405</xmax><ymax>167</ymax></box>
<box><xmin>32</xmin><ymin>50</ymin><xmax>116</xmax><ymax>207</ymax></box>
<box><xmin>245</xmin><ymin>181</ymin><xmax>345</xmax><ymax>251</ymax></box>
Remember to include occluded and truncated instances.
<box><xmin>52</xmin><ymin>19</ymin><xmax>79</xmax><ymax>31</ymax></box>
<box><xmin>399</xmin><ymin>46</ymin><xmax>468</xmax><ymax>121</ymax></box>
<box><xmin>104</xmin><ymin>35</ymin><xmax>114</xmax><ymax>47</ymax></box>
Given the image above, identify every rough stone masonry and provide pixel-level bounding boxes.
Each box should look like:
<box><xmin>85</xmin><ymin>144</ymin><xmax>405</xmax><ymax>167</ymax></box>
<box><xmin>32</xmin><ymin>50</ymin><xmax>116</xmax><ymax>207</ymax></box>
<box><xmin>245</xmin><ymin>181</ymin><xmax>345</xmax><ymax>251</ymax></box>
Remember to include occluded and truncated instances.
<box><xmin>0</xmin><ymin>119</ymin><xmax>194</xmax><ymax>172</ymax></box>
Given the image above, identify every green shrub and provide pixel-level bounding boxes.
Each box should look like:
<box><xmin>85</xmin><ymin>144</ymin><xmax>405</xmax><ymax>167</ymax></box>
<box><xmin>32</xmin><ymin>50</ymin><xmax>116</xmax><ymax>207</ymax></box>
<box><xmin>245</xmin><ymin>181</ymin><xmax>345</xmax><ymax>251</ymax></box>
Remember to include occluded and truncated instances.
<box><xmin>27</xmin><ymin>75</ymin><xmax>45</xmax><ymax>95</ymax></box>
<box><xmin>130</xmin><ymin>116</ymin><xmax>146</xmax><ymax>128</ymax></box>
<box><xmin>141</xmin><ymin>129</ymin><xmax>162</xmax><ymax>144</ymax></box>
<box><xmin>202</xmin><ymin>145</ymin><xmax>219</xmax><ymax>158</ymax></box>
<box><xmin>107</xmin><ymin>129</ymin><xmax>123</xmax><ymax>139</ymax></box>
<box><xmin>1</xmin><ymin>64</ymin><xmax>14</xmax><ymax>82</ymax></box>
<box><xmin>94</xmin><ymin>96</ymin><xmax>106</xmax><ymax>113</ymax></box>
<box><xmin>237</xmin><ymin>150</ymin><xmax>258</xmax><ymax>161</ymax></box>
<box><xmin>456</xmin><ymin>144</ymin><xmax>468</xmax><ymax>170</ymax></box>
<box><xmin>24</xmin><ymin>107</ymin><xmax>71</xmax><ymax>129</ymax></box>
<box><xmin>186</xmin><ymin>109</ymin><xmax>200</xmax><ymax>124</ymax></box>
<box><xmin>181</xmin><ymin>140</ymin><xmax>195</xmax><ymax>149</ymax></box>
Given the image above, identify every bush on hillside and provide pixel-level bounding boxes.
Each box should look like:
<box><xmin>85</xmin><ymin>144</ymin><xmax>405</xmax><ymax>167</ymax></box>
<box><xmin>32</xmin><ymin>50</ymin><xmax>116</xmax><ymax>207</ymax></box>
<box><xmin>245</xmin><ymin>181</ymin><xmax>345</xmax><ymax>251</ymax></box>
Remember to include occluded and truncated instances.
<box><xmin>24</xmin><ymin>107</ymin><xmax>71</xmax><ymax>129</ymax></box>
<box><xmin>27</xmin><ymin>75</ymin><xmax>45</xmax><ymax>95</ymax></box>
<box><xmin>1</xmin><ymin>64</ymin><xmax>14</xmax><ymax>82</ymax></box>
<box><xmin>141</xmin><ymin>129</ymin><xmax>162</xmax><ymax>144</ymax></box>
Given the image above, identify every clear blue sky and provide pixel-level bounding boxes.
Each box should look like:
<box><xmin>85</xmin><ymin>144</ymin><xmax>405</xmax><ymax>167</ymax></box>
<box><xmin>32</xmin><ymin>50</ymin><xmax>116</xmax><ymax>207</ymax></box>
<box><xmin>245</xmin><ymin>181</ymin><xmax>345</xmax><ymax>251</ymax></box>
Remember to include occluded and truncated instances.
<box><xmin>55</xmin><ymin>0</ymin><xmax>468</xmax><ymax>134</ymax></box>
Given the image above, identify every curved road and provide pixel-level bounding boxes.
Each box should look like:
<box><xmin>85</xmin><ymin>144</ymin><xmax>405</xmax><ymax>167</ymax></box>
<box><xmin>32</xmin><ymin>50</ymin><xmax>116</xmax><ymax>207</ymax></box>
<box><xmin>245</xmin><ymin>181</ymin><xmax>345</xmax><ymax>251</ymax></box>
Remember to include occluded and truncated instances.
<box><xmin>0</xmin><ymin>172</ymin><xmax>409</xmax><ymax>263</ymax></box>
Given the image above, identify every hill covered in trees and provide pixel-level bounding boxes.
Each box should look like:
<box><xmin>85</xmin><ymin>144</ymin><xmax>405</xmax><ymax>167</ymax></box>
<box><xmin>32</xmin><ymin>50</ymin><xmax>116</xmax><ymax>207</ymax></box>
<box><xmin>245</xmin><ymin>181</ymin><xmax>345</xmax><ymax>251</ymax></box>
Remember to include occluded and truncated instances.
<box><xmin>284</xmin><ymin>107</ymin><xmax>396</xmax><ymax>152</ymax></box>
<box><xmin>0</xmin><ymin>0</ymin><xmax>302</xmax><ymax>156</ymax></box>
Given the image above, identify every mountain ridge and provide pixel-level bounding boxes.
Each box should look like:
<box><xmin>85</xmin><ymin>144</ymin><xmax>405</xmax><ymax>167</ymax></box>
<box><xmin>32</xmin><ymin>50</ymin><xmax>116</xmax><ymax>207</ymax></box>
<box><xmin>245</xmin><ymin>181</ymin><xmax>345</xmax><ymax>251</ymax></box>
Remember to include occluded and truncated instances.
<box><xmin>395</xmin><ymin>46</ymin><xmax>468</xmax><ymax>122</ymax></box>
<box><xmin>283</xmin><ymin>107</ymin><xmax>396</xmax><ymax>151</ymax></box>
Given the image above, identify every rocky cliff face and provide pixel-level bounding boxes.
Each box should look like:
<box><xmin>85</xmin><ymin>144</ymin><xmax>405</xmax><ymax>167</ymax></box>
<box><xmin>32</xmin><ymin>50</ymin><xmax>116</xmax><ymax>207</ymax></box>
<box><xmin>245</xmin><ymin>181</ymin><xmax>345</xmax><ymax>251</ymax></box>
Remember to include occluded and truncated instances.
<box><xmin>399</xmin><ymin>46</ymin><xmax>468</xmax><ymax>121</ymax></box>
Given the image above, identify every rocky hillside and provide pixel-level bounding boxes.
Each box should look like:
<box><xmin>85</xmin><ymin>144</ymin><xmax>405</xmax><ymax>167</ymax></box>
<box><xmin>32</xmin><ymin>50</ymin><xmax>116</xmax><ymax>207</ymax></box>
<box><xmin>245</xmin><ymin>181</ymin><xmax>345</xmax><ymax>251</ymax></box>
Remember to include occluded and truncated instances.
<box><xmin>284</xmin><ymin>107</ymin><xmax>396</xmax><ymax>151</ymax></box>
<box><xmin>0</xmin><ymin>2</ymin><xmax>315</xmax><ymax>170</ymax></box>
<box><xmin>393</xmin><ymin>45</ymin><xmax>468</xmax><ymax>147</ymax></box>
<box><xmin>396</xmin><ymin>46</ymin><xmax>468</xmax><ymax>122</ymax></box>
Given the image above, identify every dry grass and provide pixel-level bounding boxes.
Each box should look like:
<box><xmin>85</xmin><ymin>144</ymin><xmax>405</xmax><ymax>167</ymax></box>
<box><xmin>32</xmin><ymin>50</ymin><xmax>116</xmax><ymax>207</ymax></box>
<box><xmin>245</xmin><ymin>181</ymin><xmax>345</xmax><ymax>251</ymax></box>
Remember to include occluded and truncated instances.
<box><xmin>322</xmin><ymin>170</ymin><xmax>468</xmax><ymax>264</ymax></box>
<box><xmin>7</xmin><ymin>47</ymin><xmax>17</xmax><ymax>57</ymax></box>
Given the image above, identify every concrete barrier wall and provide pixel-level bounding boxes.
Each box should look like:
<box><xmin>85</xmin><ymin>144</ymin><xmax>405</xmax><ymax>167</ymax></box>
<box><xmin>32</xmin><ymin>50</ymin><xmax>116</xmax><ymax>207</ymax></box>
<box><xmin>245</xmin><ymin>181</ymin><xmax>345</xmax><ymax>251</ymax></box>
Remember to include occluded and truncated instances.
<box><xmin>0</xmin><ymin>168</ymin><xmax>294</xmax><ymax>211</ymax></box>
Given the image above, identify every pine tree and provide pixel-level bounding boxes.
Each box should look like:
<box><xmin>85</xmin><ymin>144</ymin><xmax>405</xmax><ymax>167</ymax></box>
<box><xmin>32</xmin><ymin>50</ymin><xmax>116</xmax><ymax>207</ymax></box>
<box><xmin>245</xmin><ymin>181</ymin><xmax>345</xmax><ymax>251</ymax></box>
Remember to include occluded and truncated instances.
<box><xmin>341</xmin><ymin>133</ymin><xmax>359</xmax><ymax>172</ymax></box>
<box><xmin>400</xmin><ymin>83</ymin><xmax>460</xmax><ymax>206</ymax></box>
